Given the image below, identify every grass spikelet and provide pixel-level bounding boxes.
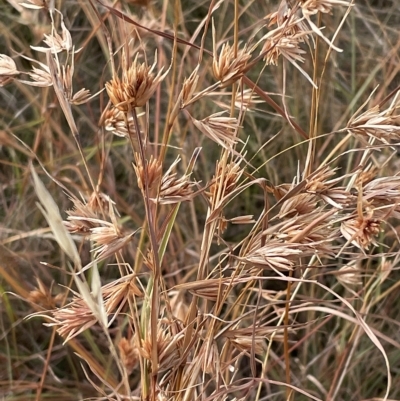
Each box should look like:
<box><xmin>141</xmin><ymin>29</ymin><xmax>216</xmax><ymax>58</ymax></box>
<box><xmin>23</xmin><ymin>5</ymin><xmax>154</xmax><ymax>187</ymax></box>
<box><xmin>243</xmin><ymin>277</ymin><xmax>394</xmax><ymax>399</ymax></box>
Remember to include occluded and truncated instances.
<box><xmin>191</xmin><ymin>112</ymin><xmax>242</xmax><ymax>149</ymax></box>
<box><xmin>105</xmin><ymin>52</ymin><xmax>168</xmax><ymax>110</ymax></box>
<box><xmin>0</xmin><ymin>54</ymin><xmax>20</xmax><ymax>85</ymax></box>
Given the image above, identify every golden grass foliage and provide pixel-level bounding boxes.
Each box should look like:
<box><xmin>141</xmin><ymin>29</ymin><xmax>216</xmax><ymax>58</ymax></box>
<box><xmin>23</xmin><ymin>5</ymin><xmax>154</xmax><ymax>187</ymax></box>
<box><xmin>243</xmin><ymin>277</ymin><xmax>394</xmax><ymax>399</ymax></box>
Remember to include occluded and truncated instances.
<box><xmin>1</xmin><ymin>1</ymin><xmax>400</xmax><ymax>400</ymax></box>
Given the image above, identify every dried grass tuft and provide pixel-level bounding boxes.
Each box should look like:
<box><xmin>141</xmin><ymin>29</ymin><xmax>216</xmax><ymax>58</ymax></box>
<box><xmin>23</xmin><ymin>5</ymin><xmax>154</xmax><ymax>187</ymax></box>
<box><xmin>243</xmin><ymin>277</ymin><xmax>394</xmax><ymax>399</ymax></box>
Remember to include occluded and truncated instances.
<box><xmin>1</xmin><ymin>1</ymin><xmax>400</xmax><ymax>401</ymax></box>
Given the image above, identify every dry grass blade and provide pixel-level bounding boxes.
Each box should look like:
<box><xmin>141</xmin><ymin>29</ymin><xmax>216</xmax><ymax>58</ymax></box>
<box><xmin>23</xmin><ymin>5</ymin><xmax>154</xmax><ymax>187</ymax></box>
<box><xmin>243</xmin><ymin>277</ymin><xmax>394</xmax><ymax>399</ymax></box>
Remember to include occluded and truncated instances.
<box><xmin>31</xmin><ymin>165</ymin><xmax>81</xmax><ymax>268</ymax></box>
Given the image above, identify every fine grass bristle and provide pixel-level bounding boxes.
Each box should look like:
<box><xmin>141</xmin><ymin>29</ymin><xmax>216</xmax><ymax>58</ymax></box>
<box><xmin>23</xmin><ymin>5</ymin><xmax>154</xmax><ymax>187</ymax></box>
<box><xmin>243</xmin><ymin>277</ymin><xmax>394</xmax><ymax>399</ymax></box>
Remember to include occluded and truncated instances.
<box><xmin>1</xmin><ymin>1</ymin><xmax>400</xmax><ymax>401</ymax></box>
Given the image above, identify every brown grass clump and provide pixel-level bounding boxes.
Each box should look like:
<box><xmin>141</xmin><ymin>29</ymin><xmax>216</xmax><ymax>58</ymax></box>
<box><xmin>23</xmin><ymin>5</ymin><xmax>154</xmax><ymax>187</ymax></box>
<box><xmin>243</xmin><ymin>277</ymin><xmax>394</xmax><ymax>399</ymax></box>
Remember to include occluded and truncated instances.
<box><xmin>1</xmin><ymin>1</ymin><xmax>400</xmax><ymax>401</ymax></box>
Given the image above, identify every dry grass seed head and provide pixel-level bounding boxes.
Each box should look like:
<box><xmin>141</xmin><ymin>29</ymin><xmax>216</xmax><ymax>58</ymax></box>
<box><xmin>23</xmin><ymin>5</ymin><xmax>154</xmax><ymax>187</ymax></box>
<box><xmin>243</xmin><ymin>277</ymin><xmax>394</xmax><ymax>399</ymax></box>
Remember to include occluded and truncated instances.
<box><xmin>187</xmin><ymin>279</ymin><xmax>230</xmax><ymax>302</ymax></box>
<box><xmin>104</xmin><ymin>106</ymin><xmax>137</xmax><ymax>138</ymax></box>
<box><xmin>241</xmin><ymin>241</ymin><xmax>304</xmax><ymax>271</ymax></box>
<box><xmin>118</xmin><ymin>337</ymin><xmax>139</xmax><ymax>373</ymax></box>
<box><xmin>278</xmin><ymin>193</ymin><xmax>318</xmax><ymax>218</ymax></box>
<box><xmin>267</xmin><ymin>1</ymin><xmax>310</xmax><ymax>43</ymax></box>
<box><xmin>304</xmin><ymin>166</ymin><xmax>338</xmax><ymax>192</ymax></box>
<box><xmin>261</xmin><ymin>29</ymin><xmax>308</xmax><ymax>66</ymax></box>
<box><xmin>48</xmin><ymin>274</ymin><xmax>141</xmax><ymax>342</ymax></box>
<box><xmin>358</xmin><ymin>176</ymin><xmax>400</xmax><ymax>220</ymax></box>
<box><xmin>319</xmin><ymin>187</ymin><xmax>353</xmax><ymax>209</ymax></box>
<box><xmin>27</xmin><ymin>64</ymin><xmax>53</xmax><ymax>87</ymax></box>
<box><xmin>276</xmin><ymin>211</ymin><xmax>338</xmax><ymax>247</ymax></box>
<box><xmin>60</xmin><ymin>61</ymin><xmax>91</xmax><ymax>105</ymax></box>
<box><xmin>229</xmin><ymin>334</ymin><xmax>266</xmax><ymax>357</ymax></box>
<box><xmin>241</xmin><ymin>211</ymin><xmax>337</xmax><ymax>271</ymax></box>
<box><xmin>48</xmin><ymin>296</ymin><xmax>98</xmax><ymax>342</ymax></box>
<box><xmin>191</xmin><ymin>112</ymin><xmax>242</xmax><ymax>149</ymax></box>
<box><xmin>363</xmin><ymin>176</ymin><xmax>400</xmax><ymax>205</ymax></box>
<box><xmin>142</xmin><ymin>249</ymin><xmax>156</xmax><ymax>272</ymax></box>
<box><xmin>0</xmin><ymin>54</ymin><xmax>20</xmax><ymax>86</ymax></box>
<box><xmin>179</xmin><ymin>67</ymin><xmax>200</xmax><ymax>109</ymax></box>
<box><xmin>87</xmin><ymin>192</ymin><xmax>117</xmax><ymax>215</ymax></box>
<box><xmin>102</xmin><ymin>274</ymin><xmax>142</xmax><ymax>312</ymax></box>
<box><xmin>84</xmin><ymin>199</ymin><xmax>136</xmax><ymax>263</ymax></box>
<box><xmin>304</xmin><ymin>167</ymin><xmax>354</xmax><ymax>208</ymax></box>
<box><xmin>300</xmin><ymin>0</ymin><xmax>352</xmax><ymax>52</ymax></box>
<box><xmin>90</xmin><ymin>223</ymin><xmax>134</xmax><ymax>262</ymax></box>
<box><xmin>212</xmin><ymin>18</ymin><xmax>252</xmax><ymax>87</ymax></box>
<box><xmin>64</xmin><ymin>193</ymin><xmax>111</xmax><ymax>235</ymax></box>
<box><xmin>340</xmin><ymin>207</ymin><xmax>382</xmax><ymax>250</ymax></box>
<box><xmin>208</xmin><ymin>159</ymin><xmax>245</xmax><ymax>237</ymax></box>
<box><xmin>15</xmin><ymin>56</ymin><xmax>53</xmax><ymax>87</ymax></box>
<box><xmin>355</xmin><ymin>167</ymin><xmax>377</xmax><ymax>187</ymax></box>
<box><xmin>267</xmin><ymin>1</ymin><xmax>292</xmax><ymax>26</ymax></box>
<box><xmin>133</xmin><ymin>153</ymin><xmax>162</xmax><ymax>191</ymax></box>
<box><xmin>300</xmin><ymin>0</ymin><xmax>352</xmax><ymax>16</ymax></box>
<box><xmin>347</xmin><ymin>92</ymin><xmax>400</xmax><ymax>144</ymax></box>
<box><xmin>152</xmin><ymin>156</ymin><xmax>197</xmax><ymax>204</ymax></box>
<box><xmin>212</xmin><ymin>41</ymin><xmax>252</xmax><ymax>87</ymax></box>
<box><xmin>27</xmin><ymin>278</ymin><xmax>63</xmax><ymax>309</ymax></box>
<box><xmin>336</xmin><ymin>261</ymin><xmax>363</xmax><ymax>287</ymax></box>
<box><xmin>260</xmin><ymin>5</ymin><xmax>311</xmax><ymax>66</ymax></box>
<box><xmin>105</xmin><ymin>52</ymin><xmax>168</xmax><ymax>111</ymax></box>
<box><xmin>135</xmin><ymin>320</ymin><xmax>184</xmax><ymax>371</ymax></box>
<box><xmin>209</xmin><ymin>159</ymin><xmax>244</xmax><ymax>204</ymax></box>
<box><xmin>228</xmin><ymin>215</ymin><xmax>255</xmax><ymax>224</ymax></box>
<box><xmin>31</xmin><ymin>18</ymin><xmax>75</xmax><ymax>53</ymax></box>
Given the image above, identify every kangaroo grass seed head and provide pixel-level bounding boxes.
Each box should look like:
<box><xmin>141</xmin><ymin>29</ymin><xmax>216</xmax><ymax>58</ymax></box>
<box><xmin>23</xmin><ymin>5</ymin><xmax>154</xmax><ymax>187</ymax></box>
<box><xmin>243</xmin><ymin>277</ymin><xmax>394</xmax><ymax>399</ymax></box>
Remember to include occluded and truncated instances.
<box><xmin>208</xmin><ymin>159</ymin><xmax>244</xmax><ymax>210</ymax></box>
<box><xmin>179</xmin><ymin>67</ymin><xmax>200</xmax><ymax>109</ymax></box>
<box><xmin>151</xmin><ymin>156</ymin><xmax>197</xmax><ymax>204</ymax></box>
<box><xmin>27</xmin><ymin>278</ymin><xmax>63</xmax><ymax>309</ymax></box>
<box><xmin>105</xmin><ymin>52</ymin><xmax>168</xmax><ymax>111</ymax></box>
<box><xmin>31</xmin><ymin>19</ymin><xmax>75</xmax><ymax>53</ymax></box>
<box><xmin>363</xmin><ymin>176</ymin><xmax>400</xmax><ymax>206</ymax></box>
<box><xmin>267</xmin><ymin>1</ymin><xmax>307</xmax><ymax>32</ymax></box>
<box><xmin>300</xmin><ymin>0</ymin><xmax>352</xmax><ymax>16</ymax></box>
<box><xmin>261</xmin><ymin>29</ymin><xmax>308</xmax><ymax>66</ymax></box>
<box><xmin>135</xmin><ymin>320</ymin><xmax>184</xmax><ymax>371</ymax></box>
<box><xmin>341</xmin><ymin>208</ymin><xmax>382</xmax><ymax>250</ymax></box>
<box><xmin>212</xmin><ymin>42</ymin><xmax>252</xmax><ymax>87</ymax></box>
<box><xmin>0</xmin><ymin>54</ymin><xmax>20</xmax><ymax>86</ymax></box>
<box><xmin>133</xmin><ymin>153</ymin><xmax>162</xmax><ymax>191</ymax></box>
<box><xmin>347</xmin><ymin>92</ymin><xmax>400</xmax><ymax>144</ymax></box>
<box><xmin>241</xmin><ymin>241</ymin><xmax>304</xmax><ymax>271</ymax></box>
<box><xmin>118</xmin><ymin>337</ymin><xmax>139</xmax><ymax>374</ymax></box>
<box><xmin>102</xmin><ymin>275</ymin><xmax>143</xmax><ymax>309</ymax></box>
<box><xmin>191</xmin><ymin>112</ymin><xmax>242</xmax><ymax>149</ymax></box>
<box><xmin>336</xmin><ymin>261</ymin><xmax>363</xmax><ymax>287</ymax></box>
<box><xmin>48</xmin><ymin>296</ymin><xmax>98</xmax><ymax>342</ymax></box>
<box><xmin>278</xmin><ymin>193</ymin><xmax>318</xmax><ymax>218</ymax></box>
<box><xmin>26</xmin><ymin>65</ymin><xmax>53</xmax><ymax>87</ymax></box>
<box><xmin>64</xmin><ymin>192</ymin><xmax>116</xmax><ymax>235</ymax></box>
<box><xmin>104</xmin><ymin>106</ymin><xmax>136</xmax><ymax>137</ymax></box>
